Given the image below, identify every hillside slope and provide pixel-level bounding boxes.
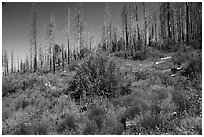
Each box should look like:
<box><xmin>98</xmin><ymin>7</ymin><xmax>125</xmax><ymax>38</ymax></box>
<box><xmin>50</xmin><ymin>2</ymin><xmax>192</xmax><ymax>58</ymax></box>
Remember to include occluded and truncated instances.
<box><xmin>2</xmin><ymin>50</ymin><xmax>202</xmax><ymax>135</ymax></box>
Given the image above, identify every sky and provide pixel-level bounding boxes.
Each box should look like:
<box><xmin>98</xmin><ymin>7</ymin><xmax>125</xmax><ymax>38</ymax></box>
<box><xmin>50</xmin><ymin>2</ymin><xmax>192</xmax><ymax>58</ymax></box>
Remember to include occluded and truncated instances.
<box><xmin>2</xmin><ymin>2</ymin><xmax>160</xmax><ymax>66</ymax></box>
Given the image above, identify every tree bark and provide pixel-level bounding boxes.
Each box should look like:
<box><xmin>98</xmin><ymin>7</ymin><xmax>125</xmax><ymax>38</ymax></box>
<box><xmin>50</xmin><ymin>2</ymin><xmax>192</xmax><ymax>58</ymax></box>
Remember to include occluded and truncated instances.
<box><xmin>186</xmin><ymin>2</ymin><xmax>189</xmax><ymax>45</ymax></box>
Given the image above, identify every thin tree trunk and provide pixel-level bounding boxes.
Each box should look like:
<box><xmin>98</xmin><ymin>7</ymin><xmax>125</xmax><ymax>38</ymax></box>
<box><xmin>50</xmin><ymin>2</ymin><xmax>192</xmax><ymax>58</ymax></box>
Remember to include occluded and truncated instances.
<box><xmin>186</xmin><ymin>2</ymin><xmax>189</xmax><ymax>45</ymax></box>
<box><xmin>62</xmin><ymin>44</ymin><xmax>64</xmax><ymax>70</ymax></box>
<box><xmin>125</xmin><ymin>13</ymin><xmax>128</xmax><ymax>53</ymax></box>
<box><xmin>67</xmin><ymin>7</ymin><xmax>70</xmax><ymax>64</ymax></box>
<box><xmin>49</xmin><ymin>47</ymin><xmax>52</xmax><ymax>71</ymax></box>
<box><xmin>53</xmin><ymin>47</ymin><xmax>55</xmax><ymax>74</ymax></box>
<box><xmin>167</xmin><ymin>2</ymin><xmax>171</xmax><ymax>39</ymax></box>
<box><xmin>34</xmin><ymin>39</ymin><xmax>37</xmax><ymax>72</ymax></box>
<box><xmin>143</xmin><ymin>2</ymin><xmax>147</xmax><ymax>56</ymax></box>
<box><xmin>11</xmin><ymin>51</ymin><xmax>13</xmax><ymax>74</ymax></box>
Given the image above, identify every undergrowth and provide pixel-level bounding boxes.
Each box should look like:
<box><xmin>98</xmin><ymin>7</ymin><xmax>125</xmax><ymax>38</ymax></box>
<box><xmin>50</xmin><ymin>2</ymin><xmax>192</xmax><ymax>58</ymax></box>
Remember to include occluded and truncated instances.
<box><xmin>68</xmin><ymin>52</ymin><xmax>130</xmax><ymax>102</ymax></box>
<box><xmin>2</xmin><ymin>50</ymin><xmax>202</xmax><ymax>135</ymax></box>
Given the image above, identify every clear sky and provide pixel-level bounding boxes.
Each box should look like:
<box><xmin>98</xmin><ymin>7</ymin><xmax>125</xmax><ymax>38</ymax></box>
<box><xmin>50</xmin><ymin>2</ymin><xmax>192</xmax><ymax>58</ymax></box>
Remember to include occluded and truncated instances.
<box><xmin>2</xmin><ymin>2</ymin><xmax>160</xmax><ymax>66</ymax></box>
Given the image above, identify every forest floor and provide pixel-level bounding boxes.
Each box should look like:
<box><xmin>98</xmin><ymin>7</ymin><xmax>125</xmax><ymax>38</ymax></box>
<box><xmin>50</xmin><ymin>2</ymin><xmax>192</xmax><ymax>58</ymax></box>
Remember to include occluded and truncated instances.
<box><xmin>2</xmin><ymin>47</ymin><xmax>202</xmax><ymax>135</ymax></box>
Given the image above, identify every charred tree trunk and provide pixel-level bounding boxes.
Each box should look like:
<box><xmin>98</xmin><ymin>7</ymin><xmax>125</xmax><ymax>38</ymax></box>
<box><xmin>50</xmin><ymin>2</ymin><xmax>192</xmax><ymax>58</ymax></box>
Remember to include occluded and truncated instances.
<box><xmin>186</xmin><ymin>2</ymin><xmax>189</xmax><ymax>45</ymax></box>
<box><xmin>53</xmin><ymin>48</ymin><xmax>55</xmax><ymax>74</ymax></box>
<box><xmin>49</xmin><ymin>47</ymin><xmax>52</xmax><ymax>72</ymax></box>
<box><xmin>167</xmin><ymin>2</ymin><xmax>171</xmax><ymax>39</ymax></box>
<box><xmin>143</xmin><ymin>2</ymin><xmax>147</xmax><ymax>56</ymax></box>
<box><xmin>62</xmin><ymin>44</ymin><xmax>64</xmax><ymax>70</ymax></box>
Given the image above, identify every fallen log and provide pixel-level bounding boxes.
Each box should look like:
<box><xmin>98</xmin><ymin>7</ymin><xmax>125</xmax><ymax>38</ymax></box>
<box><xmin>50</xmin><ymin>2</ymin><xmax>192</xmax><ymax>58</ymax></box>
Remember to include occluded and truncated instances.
<box><xmin>160</xmin><ymin>56</ymin><xmax>171</xmax><ymax>60</ymax></box>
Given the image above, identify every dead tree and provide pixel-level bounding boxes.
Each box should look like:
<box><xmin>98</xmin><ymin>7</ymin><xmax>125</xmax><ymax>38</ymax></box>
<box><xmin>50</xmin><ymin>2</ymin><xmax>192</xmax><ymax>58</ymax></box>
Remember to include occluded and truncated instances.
<box><xmin>30</xmin><ymin>3</ymin><xmax>39</xmax><ymax>72</ymax></box>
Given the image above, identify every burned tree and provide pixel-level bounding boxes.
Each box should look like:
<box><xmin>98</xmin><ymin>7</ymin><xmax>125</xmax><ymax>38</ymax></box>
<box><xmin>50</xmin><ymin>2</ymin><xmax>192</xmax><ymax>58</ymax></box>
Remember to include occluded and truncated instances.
<box><xmin>30</xmin><ymin>3</ymin><xmax>39</xmax><ymax>72</ymax></box>
<box><xmin>46</xmin><ymin>14</ymin><xmax>56</xmax><ymax>73</ymax></box>
<box><xmin>11</xmin><ymin>51</ymin><xmax>14</xmax><ymax>74</ymax></box>
<box><xmin>74</xmin><ymin>3</ymin><xmax>84</xmax><ymax>59</ymax></box>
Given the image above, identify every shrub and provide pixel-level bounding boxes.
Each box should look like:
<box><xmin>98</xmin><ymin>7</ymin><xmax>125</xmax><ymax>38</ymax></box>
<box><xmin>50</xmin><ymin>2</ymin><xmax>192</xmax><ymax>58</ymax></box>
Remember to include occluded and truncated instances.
<box><xmin>159</xmin><ymin>38</ymin><xmax>177</xmax><ymax>52</ymax></box>
<box><xmin>146</xmin><ymin>47</ymin><xmax>165</xmax><ymax>60</ymax></box>
<box><xmin>14</xmin><ymin>120</ymin><xmax>49</xmax><ymax>135</ymax></box>
<box><xmin>57</xmin><ymin>115</ymin><xmax>77</xmax><ymax>133</ymax></box>
<box><xmin>78</xmin><ymin>47</ymin><xmax>91</xmax><ymax>59</ymax></box>
<box><xmin>133</xmin><ymin>70</ymin><xmax>149</xmax><ymax>81</ymax></box>
<box><xmin>87</xmin><ymin>107</ymin><xmax>106</xmax><ymax>131</ymax></box>
<box><xmin>149</xmin><ymin>103</ymin><xmax>162</xmax><ymax>115</ymax></box>
<box><xmin>181</xmin><ymin>51</ymin><xmax>201</xmax><ymax>80</ymax></box>
<box><xmin>150</xmin><ymin>85</ymin><xmax>169</xmax><ymax>101</ymax></box>
<box><xmin>188</xmin><ymin>39</ymin><xmax>201</xmax><ymax>49</ymax></box>
<box><xmin>118</xmin><ymin>80</ymin><xmax>132</xmax><ymax>96</ymax></box>
<box><xmin>21</xmin><ymin>76</ymin><xmax>44</xmax><ymax>90</ymax></box>
<box><xmin>153</xmin><ymin>39</ymin><xmax>164</xmax><ymax>50</ymax></box>
<box><xmin>2</xmin><ymin>74</ymin><xmax>45</xmax><ymax>97</ymax></box>
<box><xmin>171</xmin><ymin>50</ymin><xmax>201</xmax><ymax>70</ymax></box>
<box><xmin>149</xmin><ymin>86</ymin><xmax>176</xmax><ymax>115</ymax></box>
<box><xmin>114</xmin><ymin>51</ymin><xmax>126</xmax><ymax>58</ymax></box>
<box><xmin>171</xmin><ymin>89</ymin><xmax>190</xmax><ymax>113</ymax></box>
<box><xmin>132</xmin><ymin>50</ymin><xmax>146</xmax><ymax>60</ymax></box>
<box><xmin>2</xmin><ymin>108</ymin><xmax>12</xmax><ymax>121</ymax></box>
<box><xmin>88</xmin><ymin>107</ymin><xmax>105</xmax><ymax>119</ymax></box>
<box><xmin>83</xmin><ymin>102</ymin><xmax>124</xmax><ymax>135</ymax></box>
<box><xmin>69</xmin><ymin>53</ymin><xmax>122</xmax><ymax>101</ymax></box>
<box><xmin>187</xmin><ymin>88</ymin><xmax>202</xmax><ymax>116</ymax></box>
<box><xmin>112</xmin><ymin>95</ymin><xmax>136</xmax><ymax>108</ymax></box>
<box><xmin>2</xmin><ymin>106</ymin><xmax>41</xmax><ymax>134</ymax></box>
<box><xmin>114</xmin><ymin>50</ymin><xmax>133</xmax><ymax>59</ymax></box>
<box><xmin>38</xmin><ymin>68</ymin><xmax>50</xmax><ymax>74</ymax></box>
<box><xmin>68</xmin><ymin>60</ymin><xmax>82</xmax><ymax>71</ymax></box>
<box><xmin>14</xmin><ymin>123</ymin><xmax>34</xmax><ymax>135</ymax></box>
<box><xmin>83</xmin><ymin>120</ymin><xmax>98</xmax><ymax>135</ymax></box>
<box><xmin>33</xmin><ymin>121</ymin><xmax>49</xmax><ymax>135</ymax></box>
<box><xmin>171</xmin><ymin>52</ymin><xmax>189</xmax><ymax>66</ymax></box>
<box><xmin>100</xmin><ymin>117</ymin><xmax>123</xmax><ymax>135</ymax></box>
<box><xmin>14</xmin><ymin>96</ymin><xmax>30</xmax><ymax>111</ymax></box>
<box><xmin>173</xmin><ymin>51</ymin><xmax>202</xmax><ymax>116</ymax></box>
<box><xmin>139</xmin><ymin>111</ymin><xmax>164</xmax><ymax>130</ymax></box>
<box><xmin>122</xmin><ymin>98</ymin><xmax>149</xmax><ymax>120</ymax></box>
<box><xmin>12</xmin><ymin>120</ymin><xmax>49</xmax><ymax>135</ymax></box>
<box><xmin>168</xmin><ymin>75</ymin><xmax>188</xmax><ymax>90</ymax></box>
<box><xmin>87</xmin><ymin>102</ymin><xmax>125</xmax><ymax>135</ymax></box>
<box><xmin>179</xmin><ymin>116</ymin><xmax>202</xmax><ymax>135</ymax></box>
<box><xmin>2</xmin><ymin>76</ymin><xmax>20</xmax><ymax>97</ymax></box>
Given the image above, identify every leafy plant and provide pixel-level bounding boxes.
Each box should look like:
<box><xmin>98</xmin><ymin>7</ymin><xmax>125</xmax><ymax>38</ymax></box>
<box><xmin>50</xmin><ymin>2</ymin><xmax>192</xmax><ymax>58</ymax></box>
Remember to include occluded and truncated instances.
<box><xmin>122</xmin><ymin>98</ymin><xmax>149</xmax><ymax>120</ymax></box>
<box><xmin>14</xmin><ymin>123</ymin><xmax>34</xmax><ymax>135</ymax></box>
<box><xmin>150</xmin><ymin>85</ymin><xmax>169</xmax><ymax>101</ymax></box>
<box><xmin>57</xmin><ymin>115</ymin><xmax>78</xmax><ymax>133</ymax></box>
<box><xmin>33</xmin><ymin>121</ymin><xmax>49</xmax><ymax>135</ymax></box>
<box><xmin>69</xmin><ymin>53</ymin><xmax>122</xmax><ymax>101</ymax></box>
<box><xmin>2</xmin><ymin>76</ymin><xmax>20</xmax><ymax>97</ymax></box>
<box><xmin>83</xmin><ymin>120</ymin><xmax>98</xmax><ymax>135</ymax></box>
<box><xmin>179</xmin><ymin>116</ymin><xmax>202</xmax><ymax>135</ymax></box>
<box><xmin>171</xmin><ymin>89</ymin><xmax>190</xmax><ymax>113</ymax></box>
<box><xmin>139</xmin><ymin>111</ymin><xmax>164</xmax><ymax>130</ymax></box>
<box><xmin>87</xmin><ymin>107</ymin><xmax>106</xmax><ymax>131</ymax></box>
<box><xmin>2</xmin><ymin>108</ymin><xmax>12</xmax><ymax>122</ymax></box>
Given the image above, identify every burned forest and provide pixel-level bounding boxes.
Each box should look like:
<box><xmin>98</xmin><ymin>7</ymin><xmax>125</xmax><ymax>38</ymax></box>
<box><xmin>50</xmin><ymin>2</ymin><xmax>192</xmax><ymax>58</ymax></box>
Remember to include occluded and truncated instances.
<box><xmin>2</xmin><ymin>2</ymin><xmax>202</xmax><ymax>135</ymax></box>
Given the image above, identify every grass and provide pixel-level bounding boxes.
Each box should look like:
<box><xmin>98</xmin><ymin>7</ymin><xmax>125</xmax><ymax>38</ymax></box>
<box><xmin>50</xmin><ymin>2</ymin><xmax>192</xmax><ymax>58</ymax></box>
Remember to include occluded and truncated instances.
<box><xmin>2</xmin><ymin>49</ymin><xmax>202</xmax><ymax>135</ymax></box>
